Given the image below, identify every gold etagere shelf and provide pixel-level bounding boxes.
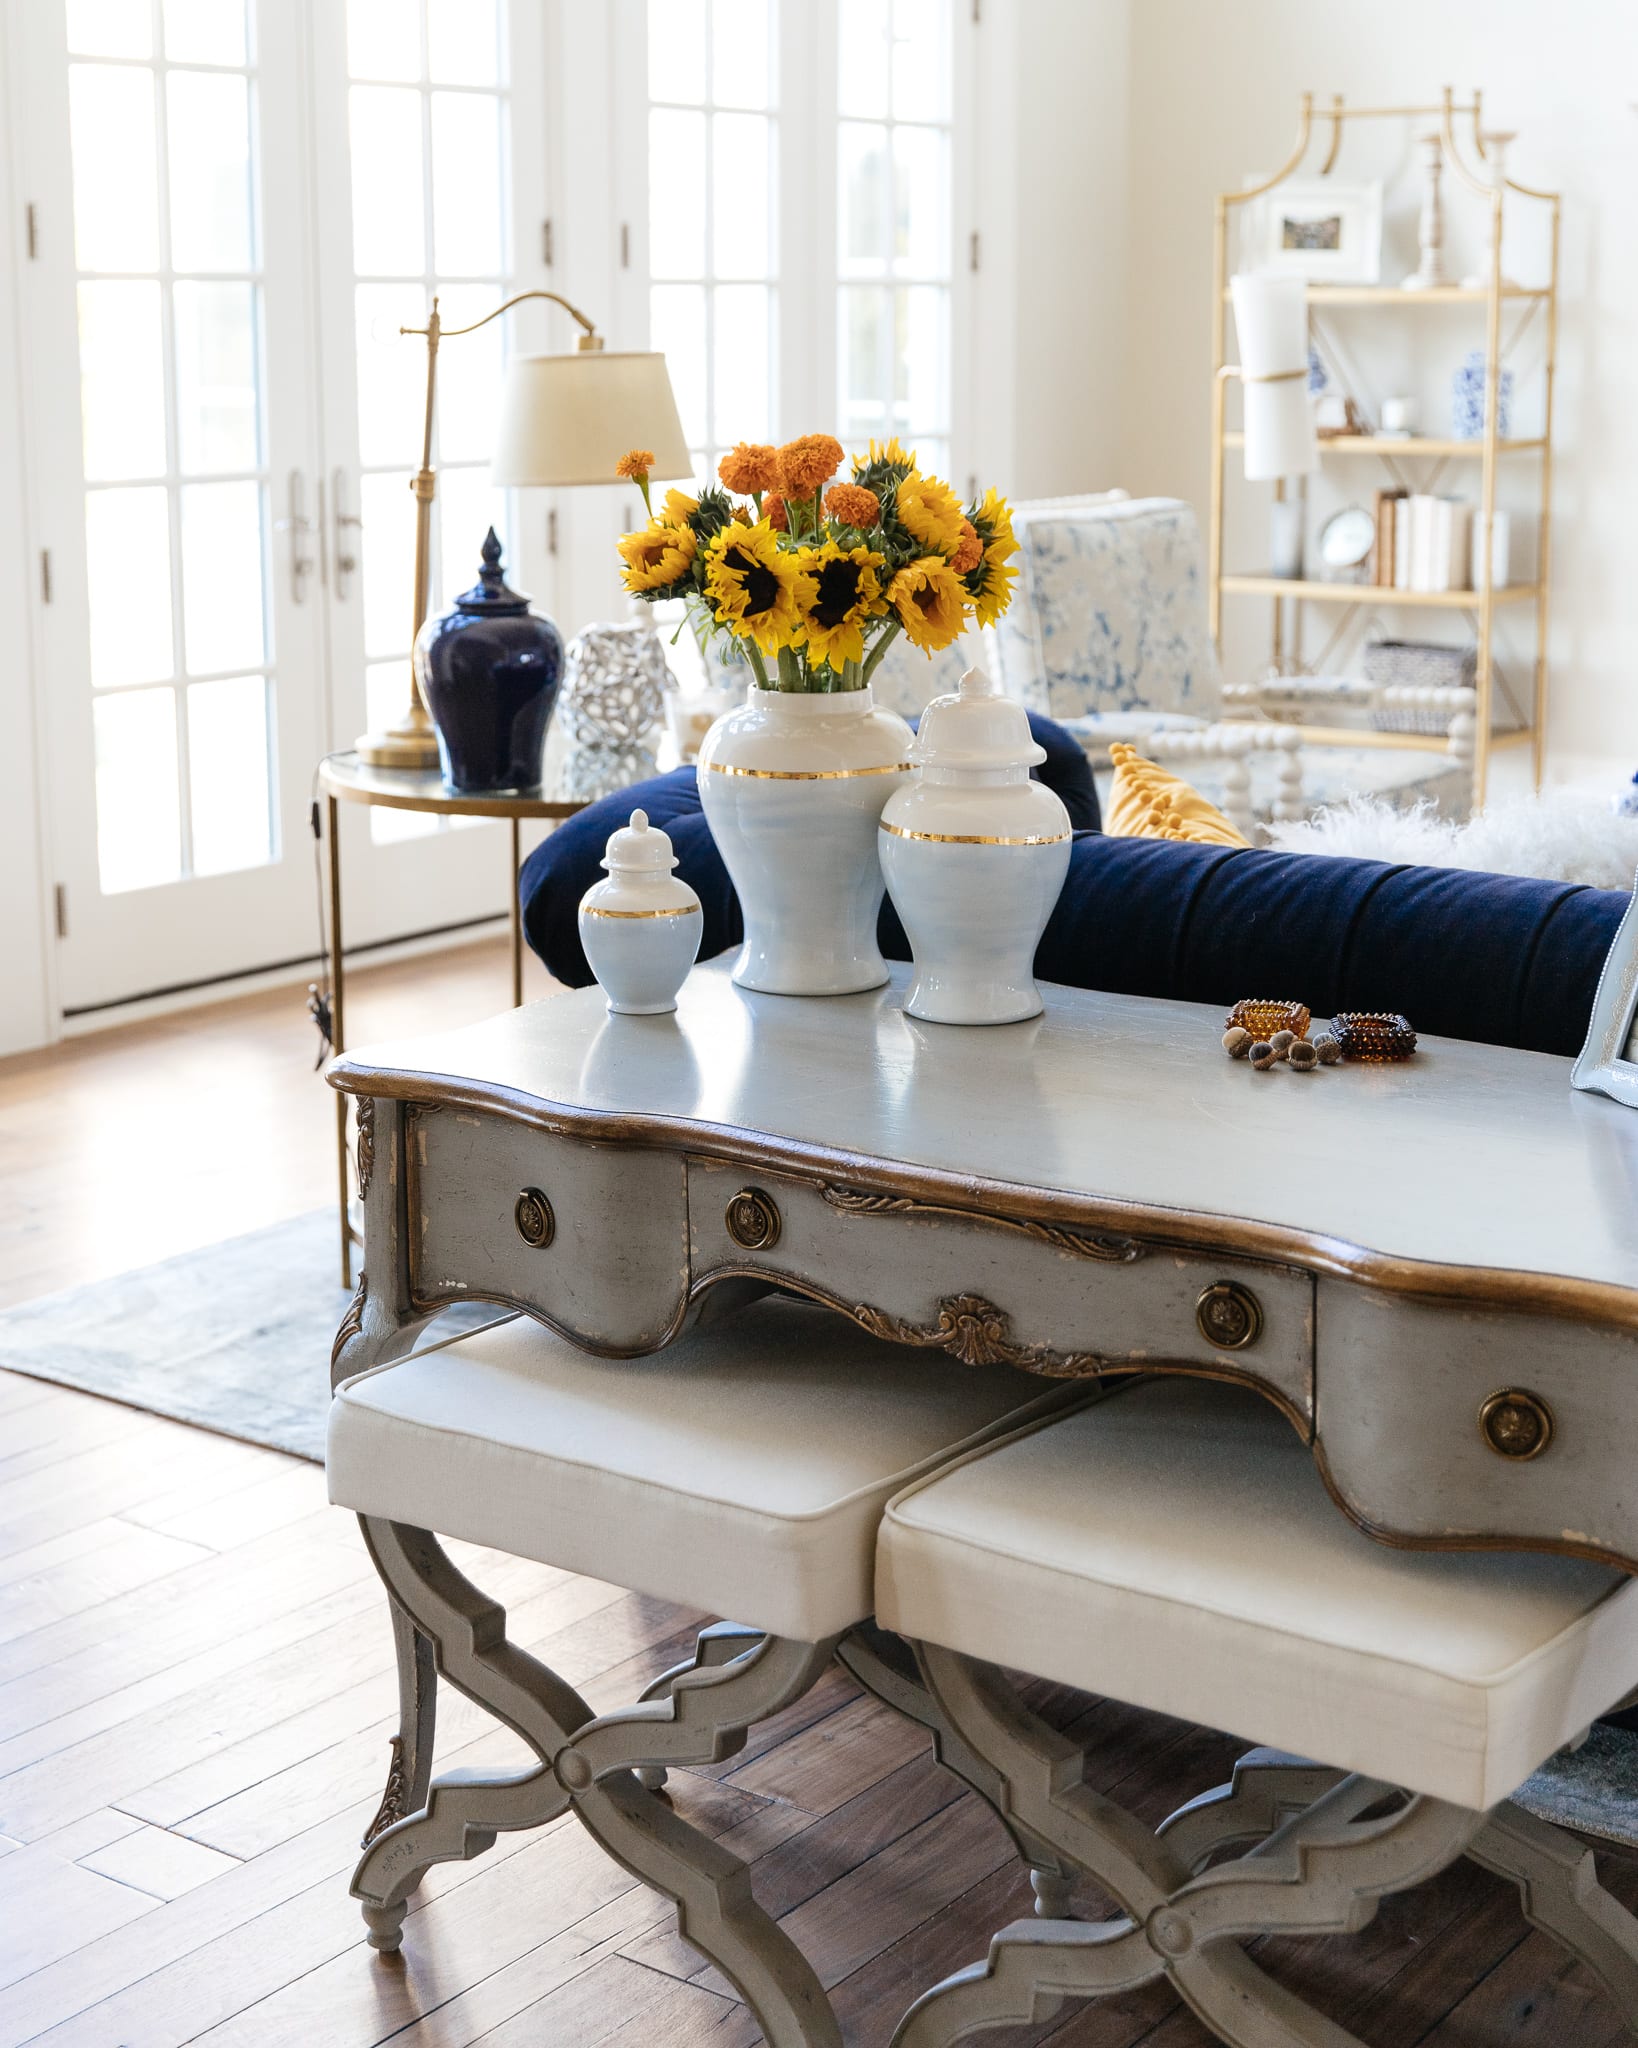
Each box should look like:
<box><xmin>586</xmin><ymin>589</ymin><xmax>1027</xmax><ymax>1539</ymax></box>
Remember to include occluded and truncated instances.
<box><xmin>1209</xmin><ymin>88</ymin><xmax>1560</xmax><ymax>803</ymax></box>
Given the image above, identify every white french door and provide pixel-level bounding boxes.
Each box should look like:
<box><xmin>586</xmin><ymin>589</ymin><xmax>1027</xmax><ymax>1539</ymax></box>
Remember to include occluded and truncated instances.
<box><xmin>15</xmin><ymin>0</ymin><xmax>550</xmax><ymax>1013</ymax></box>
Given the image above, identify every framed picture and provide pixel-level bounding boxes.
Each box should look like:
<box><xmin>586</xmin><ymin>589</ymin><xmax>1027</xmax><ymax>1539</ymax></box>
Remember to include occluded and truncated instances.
<box><xmin>1256</xmin><ymin>180</ymin><xmax>1383</xmax><ymax>283</ymax></box>
<box><xmin>1572</xmin><ymin>877</ymin><xmax>1638</xmax><ymax>1109</ymax></box>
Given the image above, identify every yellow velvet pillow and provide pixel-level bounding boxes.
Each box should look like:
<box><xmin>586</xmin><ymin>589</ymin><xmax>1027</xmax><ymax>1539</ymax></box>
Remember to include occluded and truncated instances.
<box><xmin>1104</xmin><ymin>743</ymin><xmax>1250</xmax><ymax>847</ymax></box>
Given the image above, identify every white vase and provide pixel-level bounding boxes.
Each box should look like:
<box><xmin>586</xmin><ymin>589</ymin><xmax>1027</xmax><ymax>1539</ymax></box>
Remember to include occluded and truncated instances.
<box><xmin>697</xmin><ymin>685</ymin><xmax>913</xmax><ymax>996</ymax></box>
<box><xmin>878</xmin><ymin>667</ymin><xmax>1072</xmax><ymax>1025</ymax></box>
<box><xmin>578</xmin><ymin>808</ymin><xmax>702</xmax><ymax>1015</ymax></box>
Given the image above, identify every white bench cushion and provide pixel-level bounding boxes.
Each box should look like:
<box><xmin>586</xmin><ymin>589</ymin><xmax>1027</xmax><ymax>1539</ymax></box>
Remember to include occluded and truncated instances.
<box><xmin>329</xmin><ymin>1299</ymin><xmax>1068</xmax><ymax>1643</ymax></box>
<box><xmin>877</xmin><ymin>1378</ymin><xmax>1638</xmax><ymax>1810</ymax></box>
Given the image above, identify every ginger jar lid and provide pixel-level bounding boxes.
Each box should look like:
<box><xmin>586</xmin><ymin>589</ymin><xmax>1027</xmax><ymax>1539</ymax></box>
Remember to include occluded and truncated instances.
<box><xmin>910</xmin><ymin>667</ymin><xmax>1045</xmax><ymax>774</ymax></box>
<box><xmin>600</xmin><ymin>808</ymin><xmax>679</xmax><ymax>874</ymax></box>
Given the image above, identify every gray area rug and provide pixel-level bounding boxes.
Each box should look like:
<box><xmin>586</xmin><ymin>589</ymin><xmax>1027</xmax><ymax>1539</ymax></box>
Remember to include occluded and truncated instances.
<box><xmin>0</xmin><ymin>1209</ymin><xmax>495</xmax><ymax>1462</ymax></box>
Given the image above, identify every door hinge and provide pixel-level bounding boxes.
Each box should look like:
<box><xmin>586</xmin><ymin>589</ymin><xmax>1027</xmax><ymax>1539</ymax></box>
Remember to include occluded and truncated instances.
<box><xmin>54</xmin><ymin>884</ymin><xmax>68</xmax><ymax>939</ymax></box>
<box><xmin>39</xmin><ymin>549</ymin><xmax>51</xmax><ymax>603</ymax></box>
<box><xmin>969</xmin><ymin>230</ymin><xmax>981</xmax><ymax>272</ymax></box>
<box><xmin>547</xmin><ymin>506</ymin><xmax>558</xmax><ymax>556</ymax></box>
<box><xmin>541</xmin><ymin>218</ymin><xmax>554</xmax><ymax>267</ymax></box>
<box><xmin>620</xmin><ymin>222</ymin><xmax>631</xmax><ymax>269</ymax></box>
<box><xmin>25</xmin><ymin>203</ymin><xmax>39</xmax><ymax>259</ymax></box>
<box><xmin>971</xmin><ymin>0</ymin><xmax>981</xmax><ymax>22</ymax></box>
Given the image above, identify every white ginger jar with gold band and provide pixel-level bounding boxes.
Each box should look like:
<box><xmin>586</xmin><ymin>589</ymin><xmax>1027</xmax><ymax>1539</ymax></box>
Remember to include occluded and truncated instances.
<box><xmin>697</xmin><ymin>685</ymin><xmax>913</xmax><ymax>996</ymax></box>
<box><xmin>577</xmin><ymin>809</ymin><xmax>702</xmax><ymax>1015</ymax></box>
<box><xmin>879</xmin><ymin>667</ymin><xmax>1072</xmax><ymax>1025</ymax></box>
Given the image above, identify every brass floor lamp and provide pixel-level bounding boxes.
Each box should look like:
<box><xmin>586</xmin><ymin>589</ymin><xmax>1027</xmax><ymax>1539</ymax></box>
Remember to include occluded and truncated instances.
<box><xmin>356</xmin><ymin>290</ymin><xmax>692</xmax><ymax>770</ymax></box>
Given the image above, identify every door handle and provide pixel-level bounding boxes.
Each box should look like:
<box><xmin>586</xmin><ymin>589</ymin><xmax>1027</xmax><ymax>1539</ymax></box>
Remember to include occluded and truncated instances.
<box><xmin>332</xmin><ymin>467</ymin><xmax>362</xmax><ymax>600</ymax></box>
<box><xmin>274</xmin><ymin>469</ymin><xmax>316</xmax><ymax>605</ymax></box>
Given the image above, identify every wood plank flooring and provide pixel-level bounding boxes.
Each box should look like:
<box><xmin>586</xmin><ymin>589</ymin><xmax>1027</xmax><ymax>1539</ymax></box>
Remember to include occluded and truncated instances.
<box><xmin>2</xmin><ymin>942</ymin><xmax>1636</xmax><ymax>2043</ymax></box>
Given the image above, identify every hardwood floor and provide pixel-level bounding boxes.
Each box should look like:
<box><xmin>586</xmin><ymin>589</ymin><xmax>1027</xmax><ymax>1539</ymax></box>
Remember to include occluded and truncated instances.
<box><xmin>2</xmin><ymin>944</ymin><xmax>1635</xmax><ymax>2044</ymax></box>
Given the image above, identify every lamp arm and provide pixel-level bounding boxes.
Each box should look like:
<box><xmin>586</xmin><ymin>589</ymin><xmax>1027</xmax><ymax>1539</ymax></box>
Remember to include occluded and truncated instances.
<box><xmin>400</xmin><ymin>288</ymin><xmax>602</xmax><ymax>346</ymax></box>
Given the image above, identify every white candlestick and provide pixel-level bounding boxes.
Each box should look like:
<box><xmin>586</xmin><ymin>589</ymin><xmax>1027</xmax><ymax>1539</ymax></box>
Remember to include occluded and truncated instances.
<box><xmin>1401</xmin><ymin>134</ymin><xmax>1448</xmax><ymax>291</ymax></box>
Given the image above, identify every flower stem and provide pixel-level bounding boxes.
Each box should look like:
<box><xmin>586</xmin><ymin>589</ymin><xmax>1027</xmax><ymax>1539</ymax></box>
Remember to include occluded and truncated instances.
<box><xmin>776</xmin><ymin>645</ymin><xmax>804</xmax><ymax>692</ymax></box>
<box><xmin>744</xmin><ymin>643</ymin><xmax>771</xmax><ymax>688</ymax></box>
<box><xmin>859</xmin><ymin>620</ymin><xmax>901</xmax><ymax>689</ymax></box>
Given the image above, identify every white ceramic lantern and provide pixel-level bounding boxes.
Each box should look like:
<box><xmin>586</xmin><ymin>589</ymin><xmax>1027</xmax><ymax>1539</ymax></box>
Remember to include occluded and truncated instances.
<box><xmin>879</xmin><ymin>668</ymin><xmax>1072</xmax><ymax>1026</ymax></box>
<box><xmin>578</xmin><ymin>809</ymin><xmax>702</xmax><ymax>1015</ymax></box>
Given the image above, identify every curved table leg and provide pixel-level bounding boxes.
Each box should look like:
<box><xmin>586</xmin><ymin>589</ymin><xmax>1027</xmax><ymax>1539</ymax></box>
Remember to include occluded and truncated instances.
<box><xmin>838</xmin><ymin>1624</ymin><xmax>1079</xmax><ymax>1918</ymax></box>
<box><xmin>1470</xmin><ymin>1800</ymin><xmax>1638</xmax><ymax>2032</ymax></box>
<box><xmin>893</xmin><ymin>1646</ymin><xmax>1487</xmax><ymax>2048</ymax></box>
<box><xmin>347</xmin><ymin>1519</ymin><xmax>842</xmax><ymax>2044</ymax></box>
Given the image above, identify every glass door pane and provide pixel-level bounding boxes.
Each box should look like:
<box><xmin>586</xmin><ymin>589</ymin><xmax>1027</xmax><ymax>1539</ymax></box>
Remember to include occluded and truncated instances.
<box><xmin>63</xmin><ymin>7</ymin><xmax>274</xmax><ymax>897</ymax></box>
<box><xmin>22</xmin><ymin>0</ymin><xmax>328</xmax><ymax>1012</ymax></box>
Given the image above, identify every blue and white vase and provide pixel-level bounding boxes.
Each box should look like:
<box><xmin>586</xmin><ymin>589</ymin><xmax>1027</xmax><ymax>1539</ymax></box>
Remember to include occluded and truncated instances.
<box><xmin>1451</xmin><ymin>350</ymin><xmax>1513</xmax><ymax>441</ymax></box>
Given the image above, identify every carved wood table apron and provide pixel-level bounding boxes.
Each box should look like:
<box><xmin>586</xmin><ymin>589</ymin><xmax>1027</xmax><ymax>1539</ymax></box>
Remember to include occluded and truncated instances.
<box><xmin>329</xmin><ymin>961</ymin><xmax>1638</xmax><ymax>2041</ymax></box>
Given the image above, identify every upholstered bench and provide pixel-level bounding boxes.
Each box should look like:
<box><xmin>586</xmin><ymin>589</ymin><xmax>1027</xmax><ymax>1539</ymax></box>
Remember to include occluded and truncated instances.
<box><xmin>875</xmin><ymin>1377</ymin><xmax>1638</xmax><ymax>2046</ymax></box>
<box><xmin>326</xmin><ymin>1296</ymin><xmax>1070</xmax><ymax>2043</ymax></box>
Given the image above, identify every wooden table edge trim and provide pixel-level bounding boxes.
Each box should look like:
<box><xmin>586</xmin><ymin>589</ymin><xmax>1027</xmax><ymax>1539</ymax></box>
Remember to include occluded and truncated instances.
<box><xmin>327</xmin><ymin>1061</ymin><xmax>1638</xmax><ymax>1334</ymax></box>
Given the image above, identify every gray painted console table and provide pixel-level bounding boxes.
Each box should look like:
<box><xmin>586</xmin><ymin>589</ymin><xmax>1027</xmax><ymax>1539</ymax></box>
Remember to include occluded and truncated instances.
<box><xmin>326</xmin><ymin>961</ymin><xmax>1638</xmax><ymax>2037</ymax></box>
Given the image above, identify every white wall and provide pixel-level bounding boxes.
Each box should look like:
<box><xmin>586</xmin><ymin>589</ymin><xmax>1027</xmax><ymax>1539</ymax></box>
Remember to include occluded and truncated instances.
<box><xmin>1119</xmin><ymin>0</ymin><xmax>1638</xmax><ymax>769</ymax></box>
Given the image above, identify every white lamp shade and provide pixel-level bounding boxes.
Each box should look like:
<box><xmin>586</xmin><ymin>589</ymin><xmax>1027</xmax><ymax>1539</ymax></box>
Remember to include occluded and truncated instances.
<box><xmin>490</xmin><ymin>350</ymin><xmax>693</xmax><ymax>489</ymax></box>
<box><xmin>1230</xmin><ymin>272</ymin><xmax>1316</xmax><ymax>482</ymax></box>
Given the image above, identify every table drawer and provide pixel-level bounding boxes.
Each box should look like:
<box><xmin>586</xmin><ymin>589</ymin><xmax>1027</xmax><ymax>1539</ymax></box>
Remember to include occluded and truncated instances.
<box><xmin>687</xmin><ymin>1157</ymin><xmax>1315</xmax><ymax>1424</ymax></box>
<box><xmin>1316</xmin><ymin>1285</ymin><xmax>1638</xmax><ymax>1566</ymax></box>
<box><xmin>408</xmin><ymin>1105</ymin><xmax>689</xmax><ymax>1353</ymax></box>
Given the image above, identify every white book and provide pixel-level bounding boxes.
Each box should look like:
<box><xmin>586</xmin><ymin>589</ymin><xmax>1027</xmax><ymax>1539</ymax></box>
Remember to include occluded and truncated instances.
<box><xmin>1448</xmin><ymin>502</ymin><xmax>1473</xmax><ymax>593</ymax></box>
<box><xmin>1408</xmin><ymin>495</ymin><xmax>1439</xmax><ymax>593</ymax></box>
<box><xmin>1431</xmin><ymin>499</ymin><xmax>1454</xmax><ymax>593</ymax></box>
<box><xmin>1394</xmin><ymin>499</ymin><xmax>1414</xmax><ymax>589</ymax></box>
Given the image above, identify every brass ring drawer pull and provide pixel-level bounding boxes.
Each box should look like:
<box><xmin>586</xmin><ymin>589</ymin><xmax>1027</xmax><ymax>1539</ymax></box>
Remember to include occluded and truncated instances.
<box><xmin>725</xmin><ymin>1187</ymin><xmax>781</xmax><ymax>1252</ymax></box>
<box><xmin>1196</xmin><ymin>1280</ymin><xmax>1263</xmax><ymax>1352</ymax></box>
<box><xmin>1480</xmin><ymin>1388</ymin><xmax>1554</xmax><ymax>1461</ymax></box>
<box><xmin>514</xmin><ymin>1187</ymin><xmax>555</xmax><ymax>1249</ymax></box>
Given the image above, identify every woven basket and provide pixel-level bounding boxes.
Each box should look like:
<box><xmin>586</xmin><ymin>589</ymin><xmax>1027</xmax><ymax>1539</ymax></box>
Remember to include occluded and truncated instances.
<box><xmin>1363</xmin><ymin>640</ymin><xmax>1476</xmax><ymax>734</ymax></box>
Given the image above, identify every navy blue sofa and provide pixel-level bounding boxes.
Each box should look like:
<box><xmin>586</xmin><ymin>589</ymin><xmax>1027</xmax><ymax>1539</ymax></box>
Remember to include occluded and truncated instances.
<box><xmin>520</xmin><ymin>714</ymin><xmax>1624</xmax><ymax>1060</ymax></box>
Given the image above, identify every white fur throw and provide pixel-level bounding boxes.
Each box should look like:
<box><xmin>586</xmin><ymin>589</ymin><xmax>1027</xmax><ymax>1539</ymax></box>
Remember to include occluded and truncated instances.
<box><xmin>1265</xmin><ymin>791</ymin><xmax>1638</xmax><ymax>893</ymax></box>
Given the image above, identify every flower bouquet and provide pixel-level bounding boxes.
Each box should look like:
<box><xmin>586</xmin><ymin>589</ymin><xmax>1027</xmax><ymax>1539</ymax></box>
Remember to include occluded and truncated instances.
<box><xmin>612</xmin><ymin>434</ymin><xmax>1021</xmax><ymax>998</ymax></box>
<box><xmin>615</xmin><ymin>433</ymin><xmax>1018</xmax><ymax>690</ymax></box>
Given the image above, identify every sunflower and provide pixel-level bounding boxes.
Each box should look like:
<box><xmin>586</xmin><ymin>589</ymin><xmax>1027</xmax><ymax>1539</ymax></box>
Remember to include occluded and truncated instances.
<box><xmin>966</xmin><ymin>487</ymin><xmax>1020</xmax><ymax>626</ymax></box>
<box><xmin>704</xmin><ymin>520</ymin><xmax>813</xmax><ymax>656</ymax></box>
<box><xmin>658</xmin><ymin>487</ymin><xmax>699</xmax><ymax>528</ymax></box>
<box><xmin>618</xmin><ymin>518</ymin><xmax>697</xmax><ymax>595</ymax></box>
<box><xmin>888</xmin><ymin>555</ymin><xmax>968</xmax><ymax>655</ymax></box>
<box><xmin>895</xmin><ymin>472</ymin><xmax>966</xmax><ymax>558</ymax></box>
<box><xmin>967</xmin><ymin>544</ymin><xmax>1018</xmax><ymax>628</ymax></box>
<box><xmin>793</xmin><ymin>541</ymin><xmax>886</xmax><ymax>670</ymax></box>
<box><xmin>853</xmin><ymin>436</ymin><xmax>917</xmax><ymax>482</ymax></box>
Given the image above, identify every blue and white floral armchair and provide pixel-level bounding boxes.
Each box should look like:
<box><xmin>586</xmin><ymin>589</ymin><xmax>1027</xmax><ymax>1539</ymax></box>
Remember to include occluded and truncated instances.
<box><xmin>987</xmin><ymin>495</ymin><xmax>1475</xmax><ymax>835</ymax></box>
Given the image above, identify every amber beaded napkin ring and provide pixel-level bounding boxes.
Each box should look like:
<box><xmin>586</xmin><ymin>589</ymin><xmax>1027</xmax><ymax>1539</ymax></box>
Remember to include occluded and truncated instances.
<box><xmin>1221</xmin><ymin>999</ymin><xmax>1416</xmax><ymax>1071</ymax></box>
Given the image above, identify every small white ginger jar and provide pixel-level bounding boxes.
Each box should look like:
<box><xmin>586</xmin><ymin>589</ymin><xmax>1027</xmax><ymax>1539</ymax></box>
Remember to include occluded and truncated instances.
<box><xmin>697</xmin><ymin>685</ymin><xmax>913</xmax><ymax>996</ymax></box>
<box><xmin>879</xmin><ymin>668</ymin><xmax>1072</xmax><ymax>1026</ymax></box>
<box><xmin>577</xmin><ymin>809</ymin><xmax>702</xmax><ymax>1015</ymax></box>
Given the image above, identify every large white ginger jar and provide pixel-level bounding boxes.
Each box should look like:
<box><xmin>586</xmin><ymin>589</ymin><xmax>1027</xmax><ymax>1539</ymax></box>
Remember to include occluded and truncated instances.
<box><xmin>697</xmin><ymin>685</ymin><xmax>913</xmax><ymax>996</ymax></box>
<box><xmin>879</xmin><ymin>667</ymin><xmax>1072</xmax><ymax>1025</ymax></box>
<box><xmin>577</xmin><ymin>808</ymin><xmax>702</xmax><ymax>1015</ymax></box>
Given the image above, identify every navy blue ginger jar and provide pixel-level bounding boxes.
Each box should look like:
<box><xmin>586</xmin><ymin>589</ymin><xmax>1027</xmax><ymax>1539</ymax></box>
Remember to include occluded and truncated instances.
<box><xmin>415</xmin><ymin>529</ymin><xmax>564</xmax><ymax>794</ymax></box>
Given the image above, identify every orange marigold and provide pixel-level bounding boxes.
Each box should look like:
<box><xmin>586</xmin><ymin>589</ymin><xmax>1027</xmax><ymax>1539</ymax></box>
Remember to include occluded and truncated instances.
<box><xmin>824</xmin><ymin>482</ymin><xmax>881</xmax><ymax>529</ymax></box>
<box><xmin>615</xmin><ymin>448</ymin><xmax>655</xmax><ymax>480</ymax></box>
<box><xmin>765</xmin><ymin>492</ymin><xmax>790</xmax><ymax>533</ymax></box>
<box><xmin>778</xmin><ymin>433</ymin><xmax>844</xmax><ymax>499</ymax></box>
<box><xmin>951</xmin><ymin>518</ymin><xmax>983</xmax><ymax>574</ymax></box>
<box><xmin>718</xmin><ymin>442</ymin><xmax>782</xmax><ymax>494</ymax></box>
